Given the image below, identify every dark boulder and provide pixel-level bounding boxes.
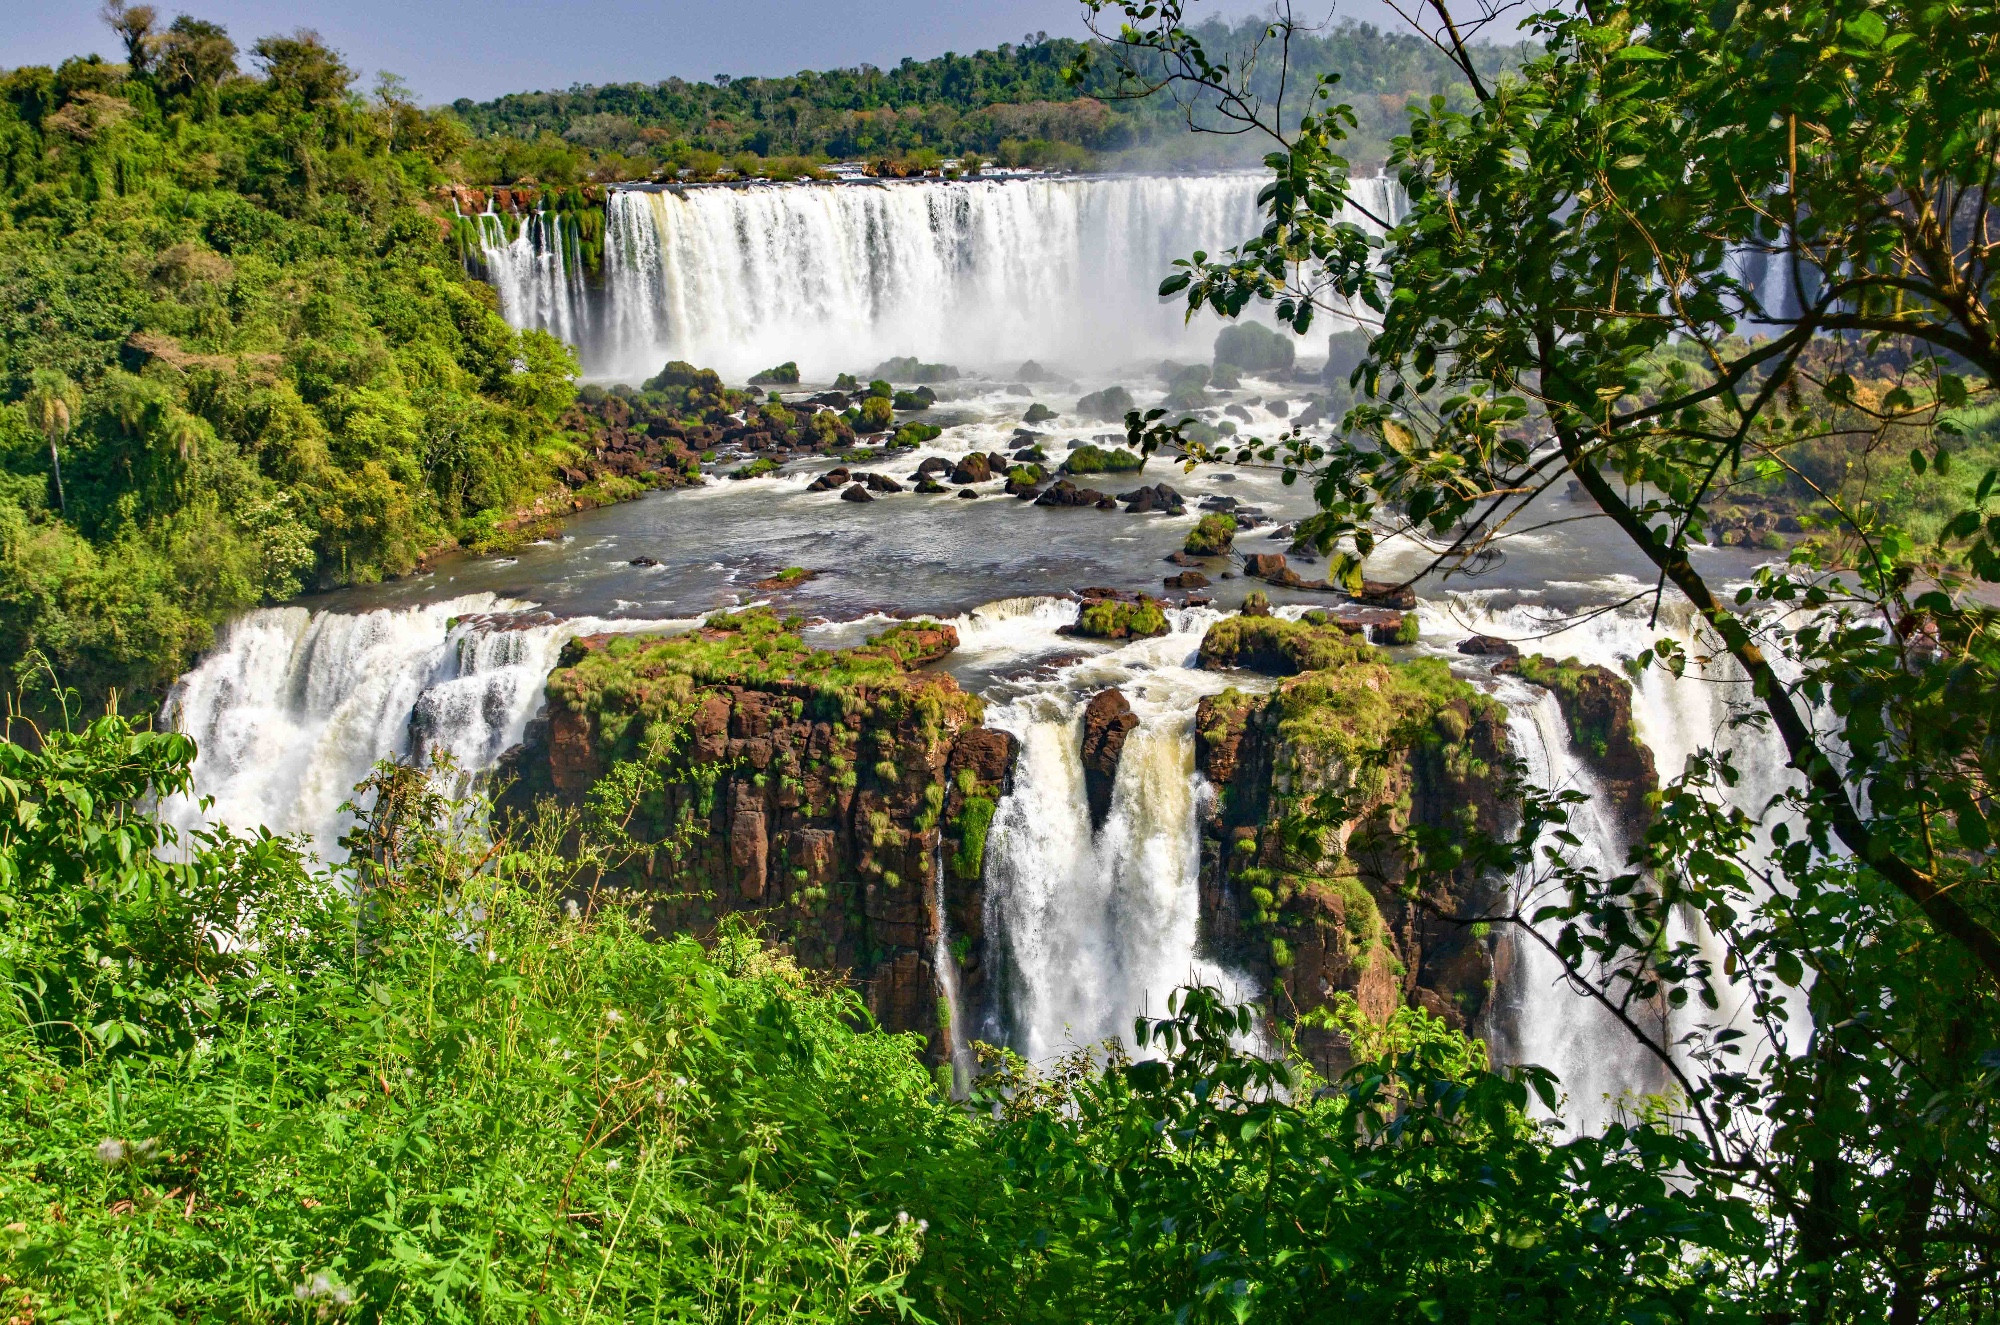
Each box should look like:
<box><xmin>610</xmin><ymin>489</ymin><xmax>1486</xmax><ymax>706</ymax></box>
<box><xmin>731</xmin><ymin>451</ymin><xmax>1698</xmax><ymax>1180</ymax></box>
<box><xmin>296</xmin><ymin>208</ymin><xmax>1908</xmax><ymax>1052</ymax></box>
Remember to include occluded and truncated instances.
<box><xmin>840</xmin><ymin>483</ymin><xmax>874</xmax><ymax>503</ymax></box>
<box><xmin>1355</xmin><ymin>580</ymin><xmax>1417</xmax><ymax>610</ymax></box>
<box><xmin>1035</xmin><ymin>479</ymin><xmax>1108</xmax><ymax>508</ymax></box>
<box><xmin>1120</xmin><ymin>483</ymin><xmax>1186</xmax><ymax>515</ymax></box>
<box><xmin>949</xmin><ymin>453</ymin><xmax>991</xmax><ymax>484</ymax></box>
<box><xmin>916</xmin><ymin>456</ymin><xmax>952</xmax><ymax>476</ymax></box>
<box><xmin>629</xmin><ymin>556</ymin><xmax>658</xmax><ymax>567</ymax></box>
<box><xmin>863</xmin><ymin>472</ymin><xmax>904</xmax><ymax>493</ymax></box>
<box><xmin>1166</xmin><ymin>570</ymin><xmax>1211</xmax><ymax>589</ymax></box>
<box><xmin>1458</xmin><ymin>634</ymin><xmax>1520</xmax><ymax>659</ymax></box>
<box><xmin>1080</xmin><ymin>689</ymin><xmax>1142</xmax><ymax>829</ymax></box>
<box><xmin>1076</xmin><ymin>384</ymin><xmax>1136</xmax><ymax>422</ymax></box>
<box><xmin>916</xmin><ymin>478</ymin><xmax>947</xmax><ymax>494</ymax></box>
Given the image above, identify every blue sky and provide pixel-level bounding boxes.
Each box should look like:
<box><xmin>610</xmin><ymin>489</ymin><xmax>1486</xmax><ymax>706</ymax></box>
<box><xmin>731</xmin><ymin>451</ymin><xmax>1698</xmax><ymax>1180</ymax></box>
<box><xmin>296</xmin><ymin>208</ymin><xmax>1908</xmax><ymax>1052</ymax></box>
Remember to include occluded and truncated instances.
<box><xmin>2</xmin><ymin>0</ymin><xmax>1406</xmax><ymax>104</ymax></box>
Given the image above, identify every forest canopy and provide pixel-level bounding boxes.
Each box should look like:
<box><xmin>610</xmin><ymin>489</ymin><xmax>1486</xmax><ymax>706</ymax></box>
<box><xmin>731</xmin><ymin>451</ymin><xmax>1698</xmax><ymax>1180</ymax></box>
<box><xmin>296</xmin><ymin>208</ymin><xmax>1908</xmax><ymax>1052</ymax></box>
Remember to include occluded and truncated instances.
<box><xmin>446</xmin><ymin>17</ymin><xmax>1530</xmax><ymax>180</ymax></box>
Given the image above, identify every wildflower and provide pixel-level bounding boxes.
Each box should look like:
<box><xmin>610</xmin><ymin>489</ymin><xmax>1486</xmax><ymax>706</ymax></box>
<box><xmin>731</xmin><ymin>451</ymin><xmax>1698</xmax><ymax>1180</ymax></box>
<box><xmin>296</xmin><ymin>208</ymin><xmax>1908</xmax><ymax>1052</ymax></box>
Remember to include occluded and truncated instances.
<box><xmin>917</xmin><ymin>1219</ymin><xmax>929</xmax><ymax>1233</ymax></box>
<box><xmin>604</xmin><ymin>1008</ymin><xmax>624</xmax><ymax>1025</ymax></box>
<box><xmin>95</xmin><ymin>1138</ymin><xmax>128</xmax><ymax>1166</ymax></box>
<box><xmin>565</xmin><ymin>899</ymin><xmax>581</xmax><ymax>920</ymax></box>
<box><xmin>606</xmin><ymin>1157</ymin><xmax>621</xmax><ymax>1172</ymax></box>
<box><xmin>896</xmin><ymin>1210</ymin><xmax>909</xmax><ymax>1225</ymax></box>
<box><xmin>294</xmin><ymin>1272</ymin><xmax>356</xmax><ymax>1312</ymax></box>
<box><xmin>485</xmin><ymin>949</ymin><xmax>498</xmax><ymax>962</ymax></box>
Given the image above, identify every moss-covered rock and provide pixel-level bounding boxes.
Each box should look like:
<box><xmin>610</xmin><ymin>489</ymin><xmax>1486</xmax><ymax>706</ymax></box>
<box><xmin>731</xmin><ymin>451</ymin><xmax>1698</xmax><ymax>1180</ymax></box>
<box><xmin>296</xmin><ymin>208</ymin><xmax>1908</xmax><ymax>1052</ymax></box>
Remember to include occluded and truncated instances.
<box><xmin>514</xmin><ymin>607</ymin><xmax>1015</xmax><ymax>1066</ymax></box>
<box><xmin>1075</xmin><ymin>385</ymin><xmax>1136</xmax><ymax>421</ymax></box>
<box><xmin>749</xmin><ymin>361</ymin><xmax>800</xmax><ymax>385</ymax></box>
<box><xmin>1070</xmin><ymin>596</ymin><xmax>1169</xmax><ymax>640</ymax></box>
<box><xmin>1184</xmin><ymin>512</ymin><xmax>1237</xmax><ymax>556</ymax></box>
<box><xmin>1500</xmin><ymin>653</ymin><xmax>1658</xmax><ymax>835</ymax></box>
<box><xmin>856</xmin><ymin>395</ymin><xmax>895</xmax><ymax>432</ymax></box>
<box><xmin>1192</xmin><ymin>616</ymin><xmax>1511</xmax><ymax>1077</ymax></box>
<box><xmin>1062</xmin><ymin>444</ymin><xmax>1145</xmax><ymax>476</ymax></box>
<box><xmin>1213</xmin><ymin>322</ymin><xmax>1297</xmax><ymax>374</ymax></box>
<box><xmin>1198</xmin><ymin>613</ymin><xmax>1373</xmax><ymax>675</ymax></box>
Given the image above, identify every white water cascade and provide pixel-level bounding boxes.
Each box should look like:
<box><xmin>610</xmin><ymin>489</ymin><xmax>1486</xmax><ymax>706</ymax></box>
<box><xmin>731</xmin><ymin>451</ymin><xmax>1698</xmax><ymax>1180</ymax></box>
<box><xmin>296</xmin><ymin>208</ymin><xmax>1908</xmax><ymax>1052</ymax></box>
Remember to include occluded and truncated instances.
<box><xmin>1490</xmin><ymin>676</ymin><xmax>1670</xmax><ymax>1132</ymax></box>
<box><xmin>161</xmin><ymin>596</ymin><xmax>688</xmax><ymax>859</ymax></box>
<box><xmin>481</xmin><ymin>173</ymin><xmax>1406</xmax><ymax>381</ymax></box>
<box><xmin>473</xmin><ymin>211</ymin><xmax>591</xmax><ymax>349</ymax></box>
<box><xmin>931</xmin><ymin>841</ymin><xmax>977</xmax><ymax>1094</ymax></box>
<box><xmin>977</xmin><ymin>607</ymin><xmax>1260</xmax><ymax>1064</ymax></box>
<box><xmin>1422</xmin><ymin>583</ymin><xmax>1805</xmax><ymax>1121</ymax></box>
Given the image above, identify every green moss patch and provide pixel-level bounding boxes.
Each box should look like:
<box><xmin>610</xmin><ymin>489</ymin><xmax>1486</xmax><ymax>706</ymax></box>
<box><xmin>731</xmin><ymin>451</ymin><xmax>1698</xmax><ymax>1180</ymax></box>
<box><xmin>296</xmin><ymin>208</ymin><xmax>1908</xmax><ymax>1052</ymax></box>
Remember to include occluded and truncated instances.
<box><xmin>1073</xmin><ymin>597</ymin><xmax>1169</xmax><ymax>640</ymax></box>
<box><xmin>1184</xmin><ymin>512</ymin><xmax>1237</xmax><ymax>556</ymax></box>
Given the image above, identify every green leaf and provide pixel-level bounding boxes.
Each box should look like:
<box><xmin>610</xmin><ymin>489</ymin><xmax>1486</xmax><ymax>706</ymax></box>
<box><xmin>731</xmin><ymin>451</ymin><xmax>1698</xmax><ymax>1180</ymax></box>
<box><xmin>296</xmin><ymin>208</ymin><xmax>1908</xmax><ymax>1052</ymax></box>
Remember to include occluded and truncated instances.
<box><xmin>1844</xmin><ymin>10</ymin><xmax>1888</xmax><ymax>44</ymax></box>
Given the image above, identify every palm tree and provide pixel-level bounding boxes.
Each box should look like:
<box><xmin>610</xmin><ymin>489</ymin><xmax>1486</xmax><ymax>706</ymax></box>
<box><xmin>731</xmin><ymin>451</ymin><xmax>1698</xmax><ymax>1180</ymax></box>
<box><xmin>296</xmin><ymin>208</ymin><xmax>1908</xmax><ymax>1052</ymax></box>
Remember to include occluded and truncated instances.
<box><xmin>24</xmin><ymin>370</ymin><xmax>80</xmax><ymax>518</ymax></box>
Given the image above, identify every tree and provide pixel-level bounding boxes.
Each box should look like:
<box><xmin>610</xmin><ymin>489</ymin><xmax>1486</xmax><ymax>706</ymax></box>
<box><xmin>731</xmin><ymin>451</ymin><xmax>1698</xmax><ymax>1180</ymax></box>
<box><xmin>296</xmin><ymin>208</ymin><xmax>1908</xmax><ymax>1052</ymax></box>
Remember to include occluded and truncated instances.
<box><xmin>154</xmin><ymin>16</ymin><xmax>237</xmax><ymax>102</ymax></box>
<box><xmin>99</xmin><ymin>0</ymin><xmax>156</xmax><ymax>76</ymax></box>
<box><xmin>1085</xmin><ymin>0</ymin><xmax>2000</xmax><ymax>1316</ymax></box>
<box><xmin>250</xmin><ymin>29</ymin><xmax>352</xmax><ymax>110</ymax></box>
<box><xmin>23</xmin><ymin>370</ymin><xmax>78</xmax><ymax>518</ymax></box>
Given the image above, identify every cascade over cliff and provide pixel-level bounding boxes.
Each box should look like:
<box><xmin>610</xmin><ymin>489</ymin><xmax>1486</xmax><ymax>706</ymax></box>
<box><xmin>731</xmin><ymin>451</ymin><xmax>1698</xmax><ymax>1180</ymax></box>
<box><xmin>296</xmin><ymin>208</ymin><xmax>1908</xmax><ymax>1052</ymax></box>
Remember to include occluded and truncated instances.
<box><xmin>1192</xmin><ymin>614</ymin><xmax>1515</xmax><ymax>1076</ymax></box>
<box><xmin>500</xmin><ymin>608</ymin><xmax>1016</xmax><ymax>1063</ymax></box>
<box><xmin>1497</xmin><ymin>653</ymin><xmax>1659</xmax><ymax>837</ymax></box>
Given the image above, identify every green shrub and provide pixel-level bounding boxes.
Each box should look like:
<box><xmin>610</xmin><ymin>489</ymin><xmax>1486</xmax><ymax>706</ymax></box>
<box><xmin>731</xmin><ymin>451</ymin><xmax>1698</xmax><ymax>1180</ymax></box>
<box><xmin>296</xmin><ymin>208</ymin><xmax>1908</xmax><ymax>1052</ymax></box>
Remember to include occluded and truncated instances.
<box><xmin>1074</xmin><ymin>596</ymin><xmax>1170</xmax><ymax>639</ymax></box>
<box><xmin>857</xmin><ymin>395</ymin><xmax>896</xmax><ymax>432</ymax></box>
<box><xmin>749</xmin><ymin>360</ymin><xmax>800</xmax><ymax>385</ymax></box>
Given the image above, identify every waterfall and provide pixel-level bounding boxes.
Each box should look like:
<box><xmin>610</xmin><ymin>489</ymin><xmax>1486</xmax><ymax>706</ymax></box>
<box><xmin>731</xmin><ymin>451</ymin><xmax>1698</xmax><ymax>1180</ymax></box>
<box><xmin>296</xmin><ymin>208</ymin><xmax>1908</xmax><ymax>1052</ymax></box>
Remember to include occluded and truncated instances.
<box><xmin>977</xmin><ymin>605</ymin><xmax>1258</xmax><ymax>1064</ymax></box>
<box><xmin>931</xmin><ymin>840</ymin><xmax>976</xmax><ymax>1095</ymax></box>
<box><xmin>472</xmin><ymin>210</ymin><xmax>592</xmax><ymax>348</ymax></box>
<box><xmin>1423</xmin><ymin>583</ymin><xmax>1806</xmax><ymax>1114</ymax></box>
<box><xmin>161</xmin><ymin>595</ymin><xmax>689</xmax><ymax>859</ymax></box>
<box><xmin>1490</xmin><ymin>677</ymin><xmax>1669</xmax><ymax>1132</ymax></box>
<box><xmin>484</xmin><ymin>173</ymin><xmax>1405</xmax><ymax>381</ymax></box>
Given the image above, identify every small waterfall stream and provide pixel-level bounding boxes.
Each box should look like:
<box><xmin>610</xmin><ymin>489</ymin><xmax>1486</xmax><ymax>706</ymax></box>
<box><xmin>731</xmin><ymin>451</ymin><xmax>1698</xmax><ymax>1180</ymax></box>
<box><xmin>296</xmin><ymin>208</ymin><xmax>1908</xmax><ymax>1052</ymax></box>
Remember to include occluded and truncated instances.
<box><xmin>931</xmin><ymin>839</ymin><xmax>976</xmax><ymax>1094</ymax></box>
<box><xmin>975</xmin><ymin>607</ymin><xmax>1259</xmax><ymax>1064</ymax></box>
<box><xmin>472</xmin><ymin>210</ymin><xmax>591</xmax><ymax>349</ymax></box>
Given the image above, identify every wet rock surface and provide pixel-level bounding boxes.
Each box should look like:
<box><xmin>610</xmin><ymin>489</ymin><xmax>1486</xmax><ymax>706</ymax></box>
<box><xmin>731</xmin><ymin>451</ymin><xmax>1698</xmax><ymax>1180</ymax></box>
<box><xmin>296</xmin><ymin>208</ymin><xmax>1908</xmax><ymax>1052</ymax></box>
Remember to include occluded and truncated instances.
<box><xmin>1079</xmin><ymin>688</ymin><xmax>1142</xmax><ymax>829</ymax></box>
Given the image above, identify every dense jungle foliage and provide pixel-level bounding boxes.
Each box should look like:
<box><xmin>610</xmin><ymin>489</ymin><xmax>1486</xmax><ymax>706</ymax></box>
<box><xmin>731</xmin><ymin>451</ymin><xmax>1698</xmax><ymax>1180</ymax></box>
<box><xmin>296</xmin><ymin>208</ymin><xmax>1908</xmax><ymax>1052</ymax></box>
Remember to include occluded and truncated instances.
<box><xmin>0</xmin><ymin>18</ymin><xmax>591</xmax><ymax>705</ymax></box>
<box><xmin>448</xmin><ymin>17</ymin><xmax>1531</xmax><ymax>180</ymax></box>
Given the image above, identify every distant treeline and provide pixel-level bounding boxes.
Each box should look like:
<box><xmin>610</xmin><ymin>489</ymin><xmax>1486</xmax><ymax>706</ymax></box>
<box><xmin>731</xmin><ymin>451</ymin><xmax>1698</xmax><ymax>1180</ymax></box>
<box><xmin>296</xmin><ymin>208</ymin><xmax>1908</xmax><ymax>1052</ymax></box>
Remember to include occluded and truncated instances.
<box><xmin>448</xmin><ymin>20</ymin><xmax>1533</xmax><ymax>181</ymax></box>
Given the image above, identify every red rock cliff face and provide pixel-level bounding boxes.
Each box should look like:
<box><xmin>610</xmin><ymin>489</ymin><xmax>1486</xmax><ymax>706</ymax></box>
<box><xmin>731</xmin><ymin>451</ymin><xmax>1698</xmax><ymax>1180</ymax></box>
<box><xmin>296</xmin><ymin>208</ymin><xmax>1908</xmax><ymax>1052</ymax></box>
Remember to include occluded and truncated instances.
<box><xmin>506</xmin><ymin>612</ymin><xmax>1016</xmax><ymax>1066</ymax></box>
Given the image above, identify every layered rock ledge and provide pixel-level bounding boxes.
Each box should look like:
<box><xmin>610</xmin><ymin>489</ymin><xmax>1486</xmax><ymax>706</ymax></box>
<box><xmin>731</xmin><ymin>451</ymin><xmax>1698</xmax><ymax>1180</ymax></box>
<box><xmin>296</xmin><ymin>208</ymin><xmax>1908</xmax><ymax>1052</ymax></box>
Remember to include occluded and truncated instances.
<box><xmin>501</xmin><ymin>607</ymin><xmax>1016</xmax><ymax>1064</ymax></box>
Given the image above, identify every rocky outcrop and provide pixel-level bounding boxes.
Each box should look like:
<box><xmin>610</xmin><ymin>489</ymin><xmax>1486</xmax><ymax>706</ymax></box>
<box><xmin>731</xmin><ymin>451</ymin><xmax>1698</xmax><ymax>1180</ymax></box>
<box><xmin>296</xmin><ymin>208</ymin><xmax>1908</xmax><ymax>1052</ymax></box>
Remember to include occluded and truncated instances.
<box><xmin>1080</xmin><ymin>689</ymin><xmax>1141</xmax><ymax>828</ymax></box>
<box><xmin>1499</xmin><ymin>654</ymin><xmax>1658</xmax><ymax>837</ymax></box>
<box><xmin>1192</xmin><ymin>616</ymin><xmax>1512</xmax><ymax>1077</ymax></box>
<box><xmin>502</xmin><ymin>608</ymin><xmax>1017</xmax><ymax>1065</ymax></box>
<box><xmin>1121</xmin><ymin>483</ymin><xmax>1185</xmax><ymax>515</ymax></box>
